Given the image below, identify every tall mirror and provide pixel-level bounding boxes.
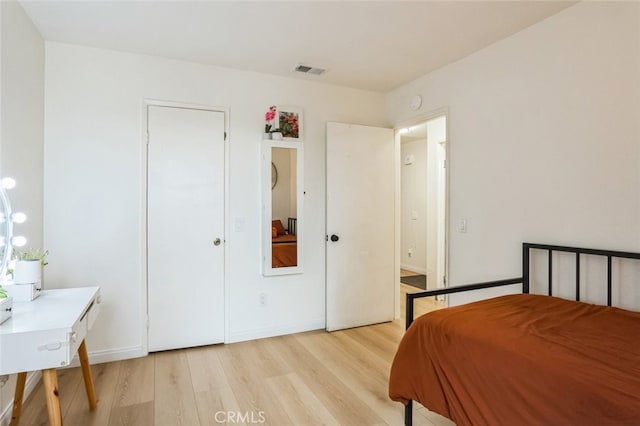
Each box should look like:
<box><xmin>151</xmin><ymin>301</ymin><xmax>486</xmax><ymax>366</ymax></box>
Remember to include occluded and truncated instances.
<box><xmin>262</xmin><ymin>140</ymin><xmax>303</xmax><ymax>275</ymax></box>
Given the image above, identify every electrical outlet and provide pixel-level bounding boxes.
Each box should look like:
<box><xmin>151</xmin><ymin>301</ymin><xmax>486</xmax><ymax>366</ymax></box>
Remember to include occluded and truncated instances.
<box><xmin>408</xmin><ymin>248</ymin><xmax>413</xmax><ymax>258</ymax></box>
<box><xmin>259</xmin><ymin>293</ymin><xmax>267</xmax><ymax>307</ymax></box>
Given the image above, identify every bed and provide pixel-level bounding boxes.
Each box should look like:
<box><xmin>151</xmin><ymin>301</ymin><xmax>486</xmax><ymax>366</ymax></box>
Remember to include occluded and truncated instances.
<box><xmin>272</xmin><ymin>219</ymin><xmax>297</xmax><ymax>268</ymax></box>
<box><xmin>389</xmin><ymin>243</ymin><xmax>640</xmax><ymax>426</ymax></box>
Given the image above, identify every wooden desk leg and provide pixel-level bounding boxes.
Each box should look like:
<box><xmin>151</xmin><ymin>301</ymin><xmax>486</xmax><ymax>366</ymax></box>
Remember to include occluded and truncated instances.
<box><xmin>11</xmin><ymin>371</ymin><xmax>27</xmax><ymax>425</ymax></box>
<box><xmin>42</xmin><ymin>369</ymin><xmax>62</xmax><ymax>426</ymax></box>
<box><xmin>78</xmin><ymin>340</ymin><xmax>97</xmax><ymax>410</ymax></box>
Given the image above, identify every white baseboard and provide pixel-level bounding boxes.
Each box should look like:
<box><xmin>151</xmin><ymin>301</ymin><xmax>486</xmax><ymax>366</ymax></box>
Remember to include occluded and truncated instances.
<box><xmin>0</xmin><ymin>371</ymin><xmax>42</xmax><ymax>426</ymax></box>
<box><xmin>400</xmin><ymin>264</ymin><xmax>427</xmax><ymax>275</ymax></box>
<box><xmin>68</xmin><ymin>345</ymin><xmax>147</xmax><ymax>368</ymax></box>
<box><xmin>228</xmin><ymin>319</ymin><xmax>325</xmax><ymax>343</ymax></box>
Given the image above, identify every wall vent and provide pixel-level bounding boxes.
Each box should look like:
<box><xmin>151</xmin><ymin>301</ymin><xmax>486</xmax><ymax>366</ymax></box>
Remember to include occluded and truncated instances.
<box><xmin>294</xmin><ymin>64</ymin><xmax>326</xmax><ymax>75</ymax></box>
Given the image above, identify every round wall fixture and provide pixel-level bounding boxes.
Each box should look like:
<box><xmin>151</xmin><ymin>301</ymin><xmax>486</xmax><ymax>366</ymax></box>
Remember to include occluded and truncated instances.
<box><xmin>410</xmin><ymin>95</ymin><xmax>422</xmax><ymax>111</ymax></box>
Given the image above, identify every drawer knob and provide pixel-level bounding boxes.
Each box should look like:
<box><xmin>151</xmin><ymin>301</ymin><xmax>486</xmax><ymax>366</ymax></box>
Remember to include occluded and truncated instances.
<box><xmin>71</xmin><ymin>332</ymin><xmax>78</xmax><ymax>343</ymax></box>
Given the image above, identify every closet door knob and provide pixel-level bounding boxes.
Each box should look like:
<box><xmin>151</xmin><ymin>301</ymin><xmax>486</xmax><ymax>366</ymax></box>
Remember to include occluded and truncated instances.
<box><xmin>330</xmin><ymin>234</ymin><xmax>339</xmax><ymax>242</ymax></box>
<box><xmin>213</xmin><ymin>238</ymin><xmax>221</xmax><ymax>246</ymax></box>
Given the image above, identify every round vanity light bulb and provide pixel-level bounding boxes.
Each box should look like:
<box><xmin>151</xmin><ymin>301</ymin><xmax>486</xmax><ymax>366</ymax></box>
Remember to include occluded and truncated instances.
<box><xmin>12</xmin><ymin>236</ymin><xmax>27</xmax><ymax>247</ymax></box>
<box><xmin>11</xmin><ymin>212</ymin><xmax>27</xmax><ymax>223</ymax></box>
<box><xmin>0</xmin><ymin>177</ymin><xmax>16</xmax><ymax>189</ymax></box>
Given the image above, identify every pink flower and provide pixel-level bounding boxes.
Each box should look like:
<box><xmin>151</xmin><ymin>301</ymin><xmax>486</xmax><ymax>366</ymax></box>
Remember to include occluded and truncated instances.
<box><xmin>265</xmin><ymin>106</ymin><xmax>276</xmax><ymax>122</ymax></box>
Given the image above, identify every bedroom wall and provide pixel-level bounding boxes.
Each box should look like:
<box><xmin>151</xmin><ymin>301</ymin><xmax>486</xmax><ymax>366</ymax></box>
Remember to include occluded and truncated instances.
<box><xmin>0</xmin><ymin>0</ymin><xmax>45</xmax><ymax>422</ymax></box>
<box><xmin>43</xmin><ymin>42</ymin><xmax>388</xmax><ymax>360</ymax></box>
<box><xmin>387</xmin><ymin>2</ymin><xmax>640</xmax><ymax>305</ymax></box>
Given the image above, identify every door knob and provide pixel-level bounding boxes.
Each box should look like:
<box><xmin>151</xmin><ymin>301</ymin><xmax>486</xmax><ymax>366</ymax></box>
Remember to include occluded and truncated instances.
<box><xmin>330</xmin><ymin>234</ymin><xmax>339</xmax><ymax>242</ymax></box>
<box><xmin>213</xmin><ymin>238</ymin><xmax>221</xmax><ymax>246</ymax></box>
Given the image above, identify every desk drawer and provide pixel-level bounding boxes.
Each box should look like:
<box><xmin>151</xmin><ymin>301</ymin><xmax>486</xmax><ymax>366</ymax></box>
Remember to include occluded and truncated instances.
<box><xmin>0</xmin><ymin>297</ymin><xmax>12</xmax><ymax>325</ymax></box>
<box><xmin>1</xmin><ymin>329</ymin><xmax>71</xmax><ymax>374</ymax></box>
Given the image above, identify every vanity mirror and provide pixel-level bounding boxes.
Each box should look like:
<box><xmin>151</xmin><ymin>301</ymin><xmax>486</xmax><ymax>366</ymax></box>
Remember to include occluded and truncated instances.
<box><xmin>262</xmin><ymin>140</ymin><xmax>303</xmax><ymax>275</ymax></box>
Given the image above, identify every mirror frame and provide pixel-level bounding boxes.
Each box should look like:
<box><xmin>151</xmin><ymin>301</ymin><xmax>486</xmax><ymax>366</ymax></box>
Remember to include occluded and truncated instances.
<box><xmin>0</xmin><ymin>183</ymin><xmax>15</xmax><ymax>277</ymax></box>
<box><xmin>262</xmin><ymin>139</ymin><xmax>304</xmax><ymax>276</ymax></box>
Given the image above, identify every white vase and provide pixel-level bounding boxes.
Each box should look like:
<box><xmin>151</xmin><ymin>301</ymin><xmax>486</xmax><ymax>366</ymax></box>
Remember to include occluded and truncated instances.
<box><xmin>13</xmin><ymin>260</ymin><xmax>41</xmax><ymax>284</ymax></box>
<box><xmin>271</xmin><ymin>132</ymin><xmax>283</xmax><ymax>140</ymax></box>
<box><xmin>263</xmin><ymin>132</ymin><xmax>272</xmax><ymax>140</ymax></box>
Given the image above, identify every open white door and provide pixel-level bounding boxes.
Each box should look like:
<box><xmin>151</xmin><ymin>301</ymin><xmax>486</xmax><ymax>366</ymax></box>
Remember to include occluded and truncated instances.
<box><xmin>326</xmin><ymin>122</ymin><xmax>395</xmax><ymax>331</ymax></box>
<box><xmin>147</xmin><ymin>105</ymin><xmax>225</xmax><ymax>351</ymax></box>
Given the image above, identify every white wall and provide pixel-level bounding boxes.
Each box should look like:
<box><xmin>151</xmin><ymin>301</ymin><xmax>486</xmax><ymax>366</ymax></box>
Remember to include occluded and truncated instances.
<box><xmin>43</xmin><ymin>42</ymin><xmax>388</xmax><ymax>359</ymax></box>
<box><xmin>400</xmin><ymin>137</ymin><xmax>427</xmax><ymax>274</ymax></box>
<box><xmin>0</xmin><ymin>0</ymin><xmax>44</xmax><ymax>422</ymax></box>
<box><xmin>387</xmin><ymin>2</ymin><xmax>640</xmax><ymax>304</ymax></box>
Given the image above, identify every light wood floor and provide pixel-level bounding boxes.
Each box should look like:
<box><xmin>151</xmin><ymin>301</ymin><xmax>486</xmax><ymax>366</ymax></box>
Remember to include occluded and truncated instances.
<box><xmin>17</xmin><ymin>284</ymin><xmax>450</xmax><ymax>426</ymax></box>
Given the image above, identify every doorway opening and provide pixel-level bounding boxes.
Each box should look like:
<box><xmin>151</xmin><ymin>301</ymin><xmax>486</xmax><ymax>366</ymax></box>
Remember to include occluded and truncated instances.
<box><xmin>397</xmin><ymin>114</ymin><xmax>448</xmax><ymax>320</ymax></box>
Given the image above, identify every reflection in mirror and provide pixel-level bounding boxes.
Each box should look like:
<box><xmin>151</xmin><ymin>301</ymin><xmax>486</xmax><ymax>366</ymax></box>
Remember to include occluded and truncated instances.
<box><xmin>271</xmin><ymin>148</ymin><xmax>297</xmax><ymax>268</ymax></box>
<box><xmin>263</xmin><ymin>140</ymin><xmax>303</xmax><ymax>276</ymax></box>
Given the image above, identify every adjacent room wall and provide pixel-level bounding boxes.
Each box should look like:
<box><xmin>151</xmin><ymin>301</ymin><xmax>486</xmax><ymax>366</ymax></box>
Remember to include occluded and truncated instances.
<box><xmin>0</xmin><ymin>0</ymin><xmax>44</xmax><ymax>420</ymax></box>
<box><xmin>400</xmin><ymin>137</ymin><xmax>427</xmax><ymax>274</ymax></box>
<box><xmin>387</xmin><ymin>2</ymin><xmax>640</xmax><ymax>305</ymax></box>
<box><xmin>43</xmin><ymin>42</ymin><xmax>388</xmax><ymax>360</ymax></box>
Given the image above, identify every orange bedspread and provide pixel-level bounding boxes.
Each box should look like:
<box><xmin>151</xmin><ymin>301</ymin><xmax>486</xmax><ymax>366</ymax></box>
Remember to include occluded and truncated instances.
<box><xmin>389</xmin><ymin>294</ymin><xmax>640</xmax><ymax>425</ymax></box>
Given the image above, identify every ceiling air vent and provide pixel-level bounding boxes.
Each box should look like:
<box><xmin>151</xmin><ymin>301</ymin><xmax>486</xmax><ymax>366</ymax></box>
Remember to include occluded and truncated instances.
<box><xmin>294</xmin><ymin>64</ymin><xmax>326</xmax><ymax>76</ymax></box>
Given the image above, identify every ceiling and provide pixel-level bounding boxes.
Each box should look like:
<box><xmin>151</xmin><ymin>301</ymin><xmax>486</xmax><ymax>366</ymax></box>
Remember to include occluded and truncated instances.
<box><xmin>20</xmin><ymin>1</ymin><xmax>576</xmax><ymax>93</ymax></box>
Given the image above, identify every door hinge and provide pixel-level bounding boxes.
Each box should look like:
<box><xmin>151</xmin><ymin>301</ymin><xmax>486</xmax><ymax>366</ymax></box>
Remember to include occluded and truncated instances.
<box><xmin>146</xmin><ymin>132</ymin><xmax>150</xmax><ymax>145</ymax></box>
<box><xmin>443</xmin><ymin>159</ymin><xmax>446</xmax><ymax>169</ymax></box>
<box><xmin>146</xmin><ymin>315</ymin><xmax>150</xmax><ymax>329</ymax></box>
<box><xmin>443</xmin><ymin>275</ymin><xmax>447</xmax><ymax>286</ymax></box>
<box><xmin>224</xmin><ymin>132</ymin><xmax>227</xmax><ymax>141</ymax></box>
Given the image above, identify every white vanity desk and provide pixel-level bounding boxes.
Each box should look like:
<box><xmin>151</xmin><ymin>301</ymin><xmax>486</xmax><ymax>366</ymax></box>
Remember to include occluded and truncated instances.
<box><xmin>0</xmin><ymin>286</ymin><xmax>101</xmax><ymax>425</ymax></box>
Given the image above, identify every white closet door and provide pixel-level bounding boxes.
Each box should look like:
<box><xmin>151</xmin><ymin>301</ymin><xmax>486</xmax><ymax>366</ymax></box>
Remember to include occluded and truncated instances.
<box><xmin>147</xmin><ymin>105</ymin><xmax>225</xmax><ymax>351</ymax></box>
<box><xmin>326</xmin><ymin>122</ymin><xmax>395</xmax><ymax>331</ymax></box>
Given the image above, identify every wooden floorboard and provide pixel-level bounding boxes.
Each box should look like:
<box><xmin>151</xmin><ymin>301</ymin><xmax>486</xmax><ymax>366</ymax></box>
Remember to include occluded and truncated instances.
<box><xmin>17</xmin><ymin>283</ymin><xmax>452</xmax><ymax>425</ymax></box>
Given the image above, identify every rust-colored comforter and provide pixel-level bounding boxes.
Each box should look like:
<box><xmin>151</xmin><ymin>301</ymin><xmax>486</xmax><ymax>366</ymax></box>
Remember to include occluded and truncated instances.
<box><xmin>389</xmin><ymin>294</ymin><xmax>640</xmax><ymax>425</ymax></box>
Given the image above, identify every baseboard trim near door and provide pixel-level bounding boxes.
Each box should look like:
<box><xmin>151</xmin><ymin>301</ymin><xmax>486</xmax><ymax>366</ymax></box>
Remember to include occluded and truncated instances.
<box><xmin>228</xmin><ymin>318</ymin><xmax>325</xmax><ymax>344</ymax></box>
<box><xmin>400</xmin><ymin>264</ymin><xmax>427</xmax><ymax>275</ymax></box>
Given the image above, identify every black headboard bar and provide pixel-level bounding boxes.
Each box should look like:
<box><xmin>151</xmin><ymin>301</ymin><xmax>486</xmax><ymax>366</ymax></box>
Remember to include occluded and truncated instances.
<box><xmin>406</xmin><ymin>243</ymin><xmax>640</xmax><ymax>330</ymax></box>
<box><xmin>548</xmin><ymin>250</ymin><xmax>553</xmax><ymax>296</ymax></box>
<box><xmin>523</xmin><ymin>242</ymin><xmax>640</xmax><ymax>259</ymax></box>
<box><xmin>575</xmin><ymin>253</ymin><xmax>581</xmax><ymax>302</ymax></box>
<box><xmin>523</xmin><ymin>243</ymin><xmax>640</xmax><ymax>308</ymax></box>
<box><xmin>607</xmin><ymin>255</ymin><xmax>613</xmax><ymax>306</ymax></box>
<box><xmin>523</xmin><ymin>245</ymin><xmax>530</xmax><ymax>294</ymax></box>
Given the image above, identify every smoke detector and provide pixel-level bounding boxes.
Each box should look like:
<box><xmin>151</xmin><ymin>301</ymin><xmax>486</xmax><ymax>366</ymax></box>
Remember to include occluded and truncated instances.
<box><xmin>294</xmin><ymin>64</ymin><xmax>326</xmax><ymax>76</ymax></box>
